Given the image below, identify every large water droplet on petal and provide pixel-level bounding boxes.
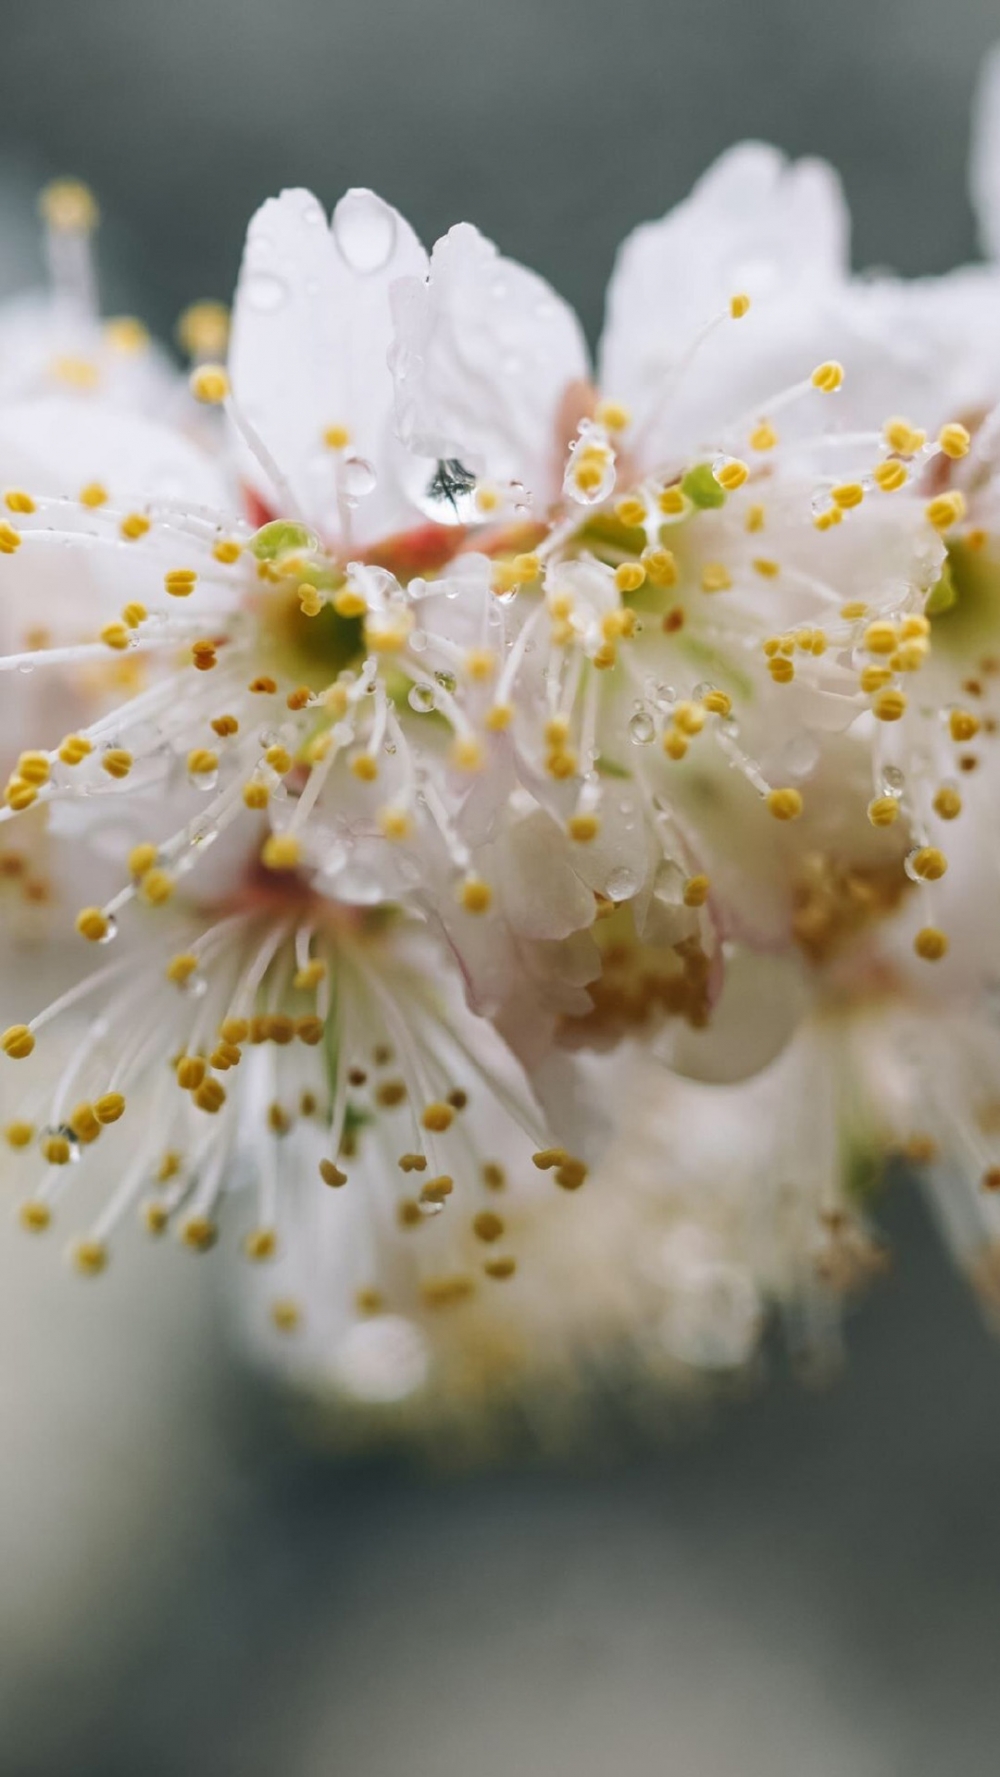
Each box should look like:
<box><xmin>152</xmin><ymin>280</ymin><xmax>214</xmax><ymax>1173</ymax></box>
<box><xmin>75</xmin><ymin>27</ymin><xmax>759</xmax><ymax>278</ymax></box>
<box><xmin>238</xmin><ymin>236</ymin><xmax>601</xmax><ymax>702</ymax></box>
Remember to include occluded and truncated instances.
<box><xmin>339</xmin><ymin>456</ymin><xmax>377</xmax><ymax>506</ymax></box>
<box><xmin>605</xmin><ymin>865</ymin><xmax>638</xmax><ymax>902</ymax></box>
<box><xmin>408</xmin><ymin>683</ymin><xmax>437</xmax><ymax>714</ymax></box>
<box><xmin>244</xmin><ymin>271</ymin><xmax>288</xmax><ymax>313</ymax></box>
<box><xmin>333</xmin><ymin>191</ymin><xmax>397</xmax><ymax>274</ymax></box>
<box><xmin>628</xmin><ymin>711</ymin><xmax>655</xmax><ymax>745</ymax></box>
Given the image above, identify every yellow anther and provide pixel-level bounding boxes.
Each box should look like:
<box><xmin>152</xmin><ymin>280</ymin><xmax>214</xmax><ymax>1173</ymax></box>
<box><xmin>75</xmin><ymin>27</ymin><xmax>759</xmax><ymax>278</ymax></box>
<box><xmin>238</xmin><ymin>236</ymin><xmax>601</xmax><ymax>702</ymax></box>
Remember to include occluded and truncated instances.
<box><xmin>451</xmin><ymin>735</ymin><xmax>484</xmax><ymax>771</ymax></box>
<box><xmin>832</xmin><ymin>481</ymin><xmax>864</xmax><ymax>511</ymax></box>
<box><xmin>745</xmin><ymin>502</ymin><xmax>766</xmax><ymax>533</ymax></box>
<box><xmin>926</xmin><ymin>491</ymin><xmax>966</xmax><ymax>532</ymax></box>
<box><xmin>263</xmin><ymin>745</ymin><xmax>291</xmax><ymax>775</ymax></box>
<box><xmin>19</xmin><ymin>1200</ymin><xmax>51</xmax><ymax>1233</ymax></box>
<box><xmin>573</xmin><ymin>461</ymin><xmax>605</xmax><ymax>495</ymax></box>
<box><xmin>4</xmin><ymin>489</ymin><xmax>35</xmax><ymax>514</ymax></box>
<box><xmin>1</xmin><ymin>1024</ymin><xmax>34</xmax><ymax>1059</ymax></box>
<box><xmin>642</xmin><ymin>547</ymin><xmax>678</xmax><ymax>587</ymax></box>
<box><xmin>261</xmin><ymin>833</ymin><xmax>301</xmax><ymax>871</ymax></box>
<box><xmin>859</xmin><ymin>664</ymin><xmax>892</xmax><ymax>693</ymax></box>
<box><xmin>0</xmin><ymin>520</ymin><xmax>23</xmax><ymax>553</ymax></box>
<box><xmin>872</xmin><ymin>688</ymin><xmax>907</xmax><ymax>721</ymax></box>
<box><xmin>595</xmin><ymin>399</ymin><xmax>631</xmax><ymax>431</ymax></box>
<box><xmin>119</xmin><ymin>513</ymin><xmax>151</xmax><ymax>541</ymax></box>
<box><xmin>914</xmin><ymin>926</ymin><xmax>948</xmax><ymax>962</ymax></box>
<box><xmin>841</xmin><ymin>601</ymin><xmax>868</xmax><ymax>621</ymax></box>
<box><xmin>730</xmin><ymin>293</ymin><xmax>751</xmax><ymax>318</ymax></box>
<box><xmin>143</xmin><ymin>1203</ymin><xmax>170</xmax><ymax>1236</ymax></box>
<box><xmin>752</xmin><ymin>558</ymin><xmax>781</xmax><ymax>579</ymax></box>
<box><xmin>323</xmin><ymin>424</ymin><xmax>351</xmax><ymax>450</ymax></box>
<box><xmin>270</xmin><ymin>1298</ymin><xmax>301</xmax><ymax>1332</ymax></box>
<box><xmin>766</xmin><ymin>787</ymin><xmax>803</xmax><ymax>821</ymax></box>
<box><xmin>568</xmin><ymin>812</ymin><xmax>600</xmax><ymax>843</ymax></box>
<box><xmin>219</xmin><ymin>1017</ymin><xmax>251</xmax><ymax>1047</ymax></box>
<box><xmin>4</xmin><ymin>780</ymin><xmax>36</xmax><ymax>811</ymax></box>
<box><xmin>295</xmin><ymin>1015</ymin><xmax>324</xmax><ymax>1047</ymax></box>
<box><xmin>461</xmin><ymin>647</ymin><xmax>496</xmax><ymax>684</ymax></box>
<box><xmin>128</xmin><ymin>842</ymin><xmax>158</xmax><ymax>878</ymax></box>
<box><xmin>349</xmin><ymin>753</ymin><xmax>378</xmax><ymax>783</ymax></box>
<box><xmin>662</xmin><ymin>728</ymin><xmax>688</xmax><ymax>761</ymax></box>
<box><xmin>5</xmin><ymin>1121</ymin><xmax>34</xmax><ymax>1148</ymax></box>
<box><xmin>673</xmin><ymin>701</ymin><xmax>705</xmax><ymax>736</ymax></box>
<box><xmin>884</xmin><ymin>417</ymin><xmax>926</xmax><ymax>457</ymax></box>
<box><xmin>484</xmin><ymin>1256</ymin><xmax>517</xmax><ymax>1280</ymax></box>
<box><xmin>244</xmin><ymin>1228</ymin><xmax>278</xmax><ymax>1262</ymax></box>
<box><xmin>615</xmin><ymin>496</ymin><xmax>647</xmax><ymax>527</ymax></box>
<box><xmin>306</xmin><ymin>732</ymin><xmax>332</xmax><ymax>764</ymax></box>
<box><xmin>700</xmin><ymin>562</ymin><xmax>732</xmax><ymax>594</ymax></box>
<box><xmin>867</xmin><ymin>795</ymin><xmax>900</xmax><ymax>827</ymax></box>
<box><xmin>683</xmin><ymin>874</ymin><xmax>710</xmax><ymax>907</ymax></box>
<box><xmin>474</xmin><ymin>483</ymin><xmax>502</xmax><ymax>514</ymax></box>
<box><xmin>812</xmin><ymin>508</ymin><xmax>842</xmax><ymax>532</ymax></box>
<box><xmin>601</xmin><ymin>610</ymin><xmax>627</xmax><ymax>642</ymax></box>
<box><xmin>933</xmin><ymin>785</ymin><xmax>962</xmax><ymax>820</ymax></box>
<box><xmin>938</xmin><ymin>422</ymin><xmax>971</xmax><ymax>460</ymax></box>
<box><xmin>614</xmin><ymin>561</ymin><xmax>647</xmax><ymax>594</ymax></box>
<box><xmin>191</xmin><ymin>641</ymin><xmax>218</xmax><ymax>671</ymax></box>
<box><xmin>166</xmin><ymin>953</ymin><xmax>200</xmax><ymax>985</ymax></box>
<box><xmin>139</xmin><ymin>868</ymin><xmax>175</xmax><ymax>905</ymax></box>
<box><xmin>180</xmin><ymin>1214</ymin><xmax>219</xmax><ymax>1250</ymax></box>
<box><xmin>105</xmin><ymin>316</ymin><xmax>149</xmax><ymax>355</ymax></box>
<box><xmin>658</xmin><ymin>485</ymin><xmax>687</xmax><ymax>517</ymax></box>
<box><xmin>59</xmin><ymin>732</ymin><xmax>92</xmax><ymax>767</ymax></box>
<box><xmin>79</xmin><ymin>482</ymin><xmax>108</xmax><ymax>509</ymax></box>
<box><xmin>422</xmin><ymin>1100</ymin><xmax>455</xmax><ymax>1133</ymax></box>
<box><xmin>334</xmin><ymin>586</ymin><xmax>368</xmax><ymax>619</ymax></box>
<box><xmin>298</xmin><ymin>583</ymin><xmax>322</xmax><ymax>617</ymax></box>
<box><xmin>213</xmin><ymin>538</ymin><xmax>242</xmax><ymax>565</ymax></box>
<box><xmin>164</xmin><ymin>568</ymin><xmax>197</xmax><ymax>598</ymax></box>
<box><xmin>16</xmin><ymin>752</ymin><xmax>50</xmax><ymax>786</ymax></box>
<box><xmin>472</xmin><ymin>1211</ymin><xmax>505</xmax><ymax>1244</ymax></box>
<box><xmin>701</xmin><ymin>688</ymin><xmax>732</xmax><ymax>716</ymax></box>
<box><xmin>863</xmin><ymin>621</ymin><xmax>898</xmax><ymax>655</ymax></box>
<box><xmin>749</xmin><ymin>421</ymin><xmax>778</xmax><ymax>452</ymax></box>
<box><xmin>193</xmin><ymin>1077</ymin><xmax>226</xmax><ymax>1114</ymax></box>
<box><xmin>177</xmin><ymin>301</ymin><xmax>230</xmax><ymax>360</ymax></box>
<box><xmin>76</xmin><ymin>907</ymin><xmax>110</xmax><ymax>942</ymax></box>
<box><xmin>546</xmin><ymin>749</ymin><xmax>578</xmax><ymax>778</ymax></box>
<box><xmin>949</xmin><ymin>708</ymin><xmax>980</xmax><ymax>742</ymax></box>
<box><xmin>100</xmin><ymin>621</ymin><xmax>129</xmax><ymax>651</ymax></box>
<box><xmin>893</xmin><ymin>640</ymin><xmax>928</xmax><ymax>672</ymax></box>
<box><xmin>319</xmin><ymin>1158</ymin><xmax>348</xmax><ymax>1188</ymax></box>
<box><xmin>286</xmin><ymin>686</ymin><xmax>312</xmax><ymax>711</ymax></box>
<box><xmin>911</xmin><ymin>846</ymin><xmax>948</xmax><ymax>881</ymax></box>
<box><xmin>768</xmin><ymin>656</ymin><xmax>794</xmax><ymax>684</ymax></box>
<box><xmin>811</xmin><ymin>361</ymin><xmax>844</xmax><ymax>393</ymax></box>
<box><xmin>511</xmin><ymin>552</ymin><xmax>541</xmax><ymax>583</ymax></box>
<box><xmin>420</xmin><ymin>1175</ymin><xmax>455</xmax><ymax>1205</ymax></box>
<box><xmin>714</xmin><ymin>458</ymin><xmax>749</xmax><ymax>491</ymax></box>
<box><xmin>92</xmin><ymin>1091</ymin><xmax>124</xmax><ymax>1125</ymax></box>
<box><xmin>901</xmin><ymin>614</ymin><xmax>931</xmax><ymax>639</ymax></box>
<box><xmin>378</xmin><ymin>806</ymin><xmax>413</xmax><ymax>841</ymax></box>
<box><xmin>70</xmin><ymin>1238</ymin><xmax>109</xmax><ymax>1276</ymax></box>
<box><xmin>43</xmin><ymin>1133</ymin><xmax>72</xmax><ymax>1165</ymax></box>
<box><xmin>122</xmin><ymin>602</ymin><xmax>147</xmax><ymax>628</ymax></box>
<box><xmin>874</xmin><ymin>459</ymin><xmax>908</xmax><ymax>492</ymax></box>
<box><xmin>485</xmin><ymin>703</ymin><xmax>512</xmax><ymax>732</ymax></box>
<box><xmin>40</xmin><ymin>179</ymin><xmax>98</xmax><ymax>231</ymax></box>
<box><xmin>51</xmin><ymin>354</ymin><xmax>99</xmax><ymax>389</ymax></box>
<box><xmin>459</xmin><ymin>875</ymin><xmax>492</xmax><ymax>915</ymax></box>
<box><xmin>190</xmin><ymin>364</ymin><xmax>229</xmax><ymax>405</ymax></box>
<box><xmin>69</xmin><ymin>1103</ymin><xmax>101</xmax><ymax>1145</ymax></box>
<box><xmin>555</xmin><ymin>1157</ymin><xmax>588</xmax><ymax>1190</ymax></box>
<box><xmin>248</xmin><ymin>675</ymin><xmax>277</xmax><ymax>694</ymax></box>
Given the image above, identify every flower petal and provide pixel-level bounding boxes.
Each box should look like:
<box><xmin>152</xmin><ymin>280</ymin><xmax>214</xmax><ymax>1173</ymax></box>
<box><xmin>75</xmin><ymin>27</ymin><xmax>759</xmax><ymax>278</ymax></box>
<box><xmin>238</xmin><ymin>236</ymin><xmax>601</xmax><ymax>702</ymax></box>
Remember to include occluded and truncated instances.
<box><xmin>390</xmin><ymin>222</ymin><xmax>590</xmax><ymax>507</ymax></box>
<box><xmin>229</xmin><ymin>188</ymin><xmax>428</xmax><ymax>544</ymax></box>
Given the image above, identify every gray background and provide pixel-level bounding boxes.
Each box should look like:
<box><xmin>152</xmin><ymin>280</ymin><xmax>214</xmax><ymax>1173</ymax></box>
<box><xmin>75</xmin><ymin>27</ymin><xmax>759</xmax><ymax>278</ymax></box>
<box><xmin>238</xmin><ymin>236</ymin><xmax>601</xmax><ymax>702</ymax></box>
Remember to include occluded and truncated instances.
<box><xmin>3</xmin><ymin>1</ymin><xmax>1000</xmax><ymax>1773</ymax></box>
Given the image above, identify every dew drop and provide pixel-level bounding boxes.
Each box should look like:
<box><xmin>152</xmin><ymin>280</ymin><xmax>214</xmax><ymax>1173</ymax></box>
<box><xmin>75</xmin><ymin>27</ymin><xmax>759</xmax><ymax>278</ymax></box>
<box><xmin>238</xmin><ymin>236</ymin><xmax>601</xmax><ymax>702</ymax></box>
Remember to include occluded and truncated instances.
<box><xmin>333</xmin><ymin>191</ymin><xmax>397</xmax><ymax>274</ymax></box>
<box><xmin>339</xmin><ymin>456</ymin><xmax>377</xmax><ymax>505</ymax></box>
<box><xmin>628</xmin><ymin>711</ymin><xmax>655</xmax><ymax>745</ymax></box>
<box><xmin>409</xmin><ymin>629</ymin><xmax>427</xmax><ymax>654</ymax></box>
<box><xmin>605</xmin><ymin>865</ymin><xmax>638</xmax><ymax>902</ymax></box>
<box><xmin>97</xmin><ymin>914</ymin><xmax>118</xmax><ymax>944</ymax></box>
<box><xmin>775</xmin><ymin>733</ymin><xmax>819</xmax><ymax>779</ymax></box>
<box><xmin>408</xmin><ymin>683</ymin><xmax>437</xmax><ymax>714</ymax></box>
<box><xmin>188</xmin><ymin>764</ymin><xmax>219</xmax><ymax>792</ymax></box>
<box><xmin>879</xmin><ymin>764</ymin><xmax>905</xmax><ymax>798</ymax></box>
<box><xmin>434</xmin><ymin>668</ymin><xmax>457</xmax><ymax>694</ymax></box>
<box><xmin>244</xmin><ymin>271</ymin><xmax>288</xmax><ymax>314</ymax></box>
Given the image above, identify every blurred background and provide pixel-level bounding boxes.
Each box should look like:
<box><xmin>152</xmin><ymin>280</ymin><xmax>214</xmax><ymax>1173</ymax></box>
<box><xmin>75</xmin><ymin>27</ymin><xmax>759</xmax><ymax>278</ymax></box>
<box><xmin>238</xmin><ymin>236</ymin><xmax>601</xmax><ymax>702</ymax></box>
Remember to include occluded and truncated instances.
<box><xmin>3</xmin><ymin>1</ymin><xmax>1000</xmax><ymax>1771</ymax></box>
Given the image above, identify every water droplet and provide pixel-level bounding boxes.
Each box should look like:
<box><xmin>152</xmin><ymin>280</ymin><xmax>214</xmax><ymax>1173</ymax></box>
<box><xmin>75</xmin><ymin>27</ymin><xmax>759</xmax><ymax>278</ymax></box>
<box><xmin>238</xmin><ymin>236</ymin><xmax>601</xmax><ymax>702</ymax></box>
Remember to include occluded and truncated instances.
<box><xmin>340</xmin><ymin>456</ymin><xmax>377</xmax><ymax>505</ymax></box>
<box><xmin>188</xmin><ymin>764</ymin><xmax>219</xmax><ymax>792</ymax></box>
<box><xmin>434</xmin><ymin>669</ymin><xmax>457</xmax><ymax>695</ymax></box>
<box><xmin>775</xmin><ymin>733</ymin><xmax>819</xmax><ymax>779</ymax></box>
<box><xmin>97</xmin><ymin>914</ymin><xmax>118</xmax><ymax>944</ymax></box>
<box><xmin>879</xmin><ymin>764</ymin><xmax>905</xmax><ymax>797</ymax></box>
<box><xmin>628</xmin><ymin>711</ymin><xmax>655</xmax><ymax>745</ymax></box>
<box><xmin>18</xmin><ymin>663</ymin><xmax>34</xmax><ymax>675</ymax></box>
<box><xmin>409</xmin><ymin>629</ymin><xmax>427</xmax><ymax>654</ymax></box>
<box><xmin>181</xmin><ymin>972</ymin><xmax>209</xmax><ymax>999</ymax></box>
<box><xmin>605</xmin><ymin>865</ymin><xmax>638</xmax><ymax>902</ymax></box>
<box><xmin>903</xmin><ymin>848</ymin><xmax>924</xmax><ymax>883</ymax></box>
<box><xmin>244</xmin><ymin>271</ymin><xmax>288</xmax><ymax>314</ymax></box>
<box><xmin>333</xmin><ymin>191</ymin><xmax>397</xmax><ymax>274</ymax></box>
<box><xmin>653</xmin><ymin>859</ymin><xmax>686</xmax><ymax>903</ymax></box>
<box><xmin>408</xmin><ymin>683</ymin><xmax>436</xmax><ymax>714</ymax></box>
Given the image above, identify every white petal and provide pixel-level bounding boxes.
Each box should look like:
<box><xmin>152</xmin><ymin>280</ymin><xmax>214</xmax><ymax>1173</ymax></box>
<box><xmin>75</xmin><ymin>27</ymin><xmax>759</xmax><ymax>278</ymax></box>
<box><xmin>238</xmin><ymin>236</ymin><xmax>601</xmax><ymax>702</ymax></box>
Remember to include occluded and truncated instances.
<box><xmin>229</xmin><ymin>188</ymin><xmax>428</xmax><ymax>544</ymax></box>
<box><xmin>390</xmin><ymin>222</ymin><xmax>590</xmax><ymax>507</ymax></box>
<box><xmin>598</xmin><ymin>143</ymin><xmax>849</xmax><ymax>468</ymax></box>
<box><xmin>971</xmin><ymin>42</ymin><xmax>1000</xmax><ymax>260</ymax></box>
<box><xmin>0</xmin><ymin>396</ymin><xmax>226</xmax><ymax>508</ymax></box>
<box><xmin>660</xmin><ymin>946</ymin><xmax>810</xmax><ymax>1084</ymax></box>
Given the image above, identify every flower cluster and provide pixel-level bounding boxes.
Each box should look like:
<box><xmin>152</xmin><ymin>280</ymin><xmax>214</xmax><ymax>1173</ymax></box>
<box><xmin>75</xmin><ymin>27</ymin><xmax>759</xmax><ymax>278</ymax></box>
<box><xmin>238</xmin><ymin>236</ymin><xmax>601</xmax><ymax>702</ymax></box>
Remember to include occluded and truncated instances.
<box><xmin>5</xmin><ymin>47</ymin><xmax>1000</xmax><ymax>1430</ymax></box>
